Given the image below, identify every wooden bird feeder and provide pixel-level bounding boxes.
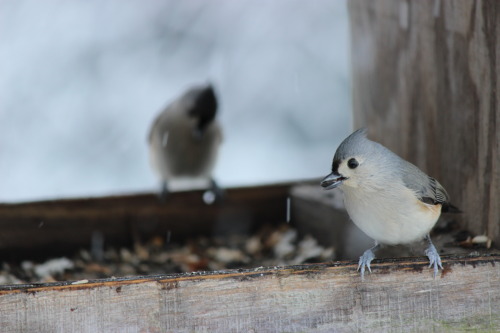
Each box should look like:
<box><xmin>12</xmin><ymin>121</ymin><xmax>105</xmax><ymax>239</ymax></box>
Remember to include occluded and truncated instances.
<box><xmin>0</xmin><ymin>182</ymin><xmax>499</xmax><ymax>331</ymax></box>
<box><xmin>2</xmin><ymin>0</ymin><xmax>499</xmax><ymax>331</ymax></box>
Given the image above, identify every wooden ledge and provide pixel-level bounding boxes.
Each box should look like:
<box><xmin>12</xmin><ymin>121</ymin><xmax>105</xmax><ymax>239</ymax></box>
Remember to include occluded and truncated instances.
<box><xmin>0</xmin><ymin>182</ymin><xmax>294</xmax><ymax>260</ymax></box>
<box><xmin>0</xmin><ymin>253</ymin><xmax>498</xmax><ymax>292</ymax></box>
<box><xmin>1</xmin><ymin>254</ymin><xmax>499</xmax><ymax>331</ymax></box>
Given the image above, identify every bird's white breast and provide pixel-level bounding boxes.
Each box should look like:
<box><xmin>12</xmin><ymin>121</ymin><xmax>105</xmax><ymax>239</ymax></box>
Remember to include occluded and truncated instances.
<box><xmin>341</xmin><ymin>183</ymin><xmax>441</xmax><ymax>245</ymax></box>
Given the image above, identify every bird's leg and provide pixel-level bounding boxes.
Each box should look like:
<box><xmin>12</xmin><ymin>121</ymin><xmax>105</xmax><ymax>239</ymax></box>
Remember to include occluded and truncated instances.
<box><xmin>159</xmin><ymin>181</ymin><xmax>169</xmax><ymax>202</ymax></box>
<box><xmin>202</xmin><ymin>179</ymin><xmax>224</xmax><ymax>205</ymax></box>
<box><xmin>424</xmin><ymin>234</ymin><xmax>443</xmax><ymax>278</ymax></box>
<box><xmin>358</xmin><ymin>243</ymin><xmax>380</xmax><ymax>281</ymax></box>
<box><xmin>209</xmin><ymin>178</ymin><xmax>224</xmax><ymax>201</ymax></box>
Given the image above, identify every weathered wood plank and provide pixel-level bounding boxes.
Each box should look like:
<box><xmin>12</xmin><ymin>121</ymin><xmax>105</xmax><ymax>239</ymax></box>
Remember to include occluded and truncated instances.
<box><xmin>0</xmin><ymin>255</ymin><xmax>498</xmax><ymax>332</ymax></box>
<box><xmin>0</xmin><ymin>183</ymin><xmax>292</xmax><ymax>260</ymax></box>
<box><xmin>349</xmin><ymin>0</ymin><xmax>499</xmax><ymax>244</ymax></box>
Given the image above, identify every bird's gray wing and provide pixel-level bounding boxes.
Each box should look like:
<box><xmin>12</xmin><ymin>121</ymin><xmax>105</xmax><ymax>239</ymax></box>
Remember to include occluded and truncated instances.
<box><xmin>424</xmin><ymin>177</ymin><xmax>450</xmax><ymax>205</ymax></box>
<box><xmin>400</xmin><ymin>161</ymin><xmax>461</xmax><ymax>212</ymax></box>
<box><xmin>148</xmin><ymin>106</ymin><xmax>172</xmax><ymax>144</ymax></box>
<box><xmin>400</xmin><ymin>162</ymin><xmax>450</xmax><ymax>205</ymax></box>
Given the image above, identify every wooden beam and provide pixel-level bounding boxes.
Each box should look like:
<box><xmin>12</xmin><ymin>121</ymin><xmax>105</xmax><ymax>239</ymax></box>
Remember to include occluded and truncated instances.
<box><xmin>0</xmin><ymin>183</ymin><xmax>291</xmax><ymax>260</ymax></box>
<box><xmin>0</xmin><ymin>254</ymin><xmax>499</xmax><ymax>331</ymax></box>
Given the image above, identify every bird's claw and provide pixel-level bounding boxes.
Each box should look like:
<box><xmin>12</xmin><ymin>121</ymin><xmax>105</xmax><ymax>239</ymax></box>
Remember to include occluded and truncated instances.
<box><xmin>425</xmin><ymin>243</ymin><xmax>443</xmax><ymax>278</ymax></box>
<box><xmin>358</xmin><ymin>248</ymin><xmax>376</xmax><ymax>281</ymax></box>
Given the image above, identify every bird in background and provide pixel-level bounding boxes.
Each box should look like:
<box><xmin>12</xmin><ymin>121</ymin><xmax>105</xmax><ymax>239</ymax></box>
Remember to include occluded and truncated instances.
<box><xmin>148</xmin><ymin>83</ymin><xmax>223</xmax><ymax>202</ymax></box>
<box><xmin>321</xmin><ymin>128</ymin><xmax>459</xmax><ymax>280</ymax></box>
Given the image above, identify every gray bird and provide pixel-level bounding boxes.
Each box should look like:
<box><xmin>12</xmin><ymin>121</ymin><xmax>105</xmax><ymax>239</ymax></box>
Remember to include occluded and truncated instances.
<box><xmin>321</xmin><ymin>128</ymin><xmax>458</xmax><ymax>279</ymax></box>
<box><xmin>148</xmin><ymin>84</ymin><xmax>223</xmax><ymax>201</ymax></box>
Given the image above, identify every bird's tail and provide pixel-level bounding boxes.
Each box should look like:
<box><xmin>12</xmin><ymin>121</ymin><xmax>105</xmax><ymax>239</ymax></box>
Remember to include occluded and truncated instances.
<box><xmin>442</xmin><ymin>203</ymin><xmax>462</xmax><ymax>213</ymax></box>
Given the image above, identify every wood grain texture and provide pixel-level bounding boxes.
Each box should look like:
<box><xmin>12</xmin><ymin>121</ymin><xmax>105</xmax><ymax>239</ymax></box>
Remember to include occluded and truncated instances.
<box><xmin>0</xmin><ymin>255</ymin><xmax>498</xmax><ymax>332</ymax></box>
<box><xmin>349</xmin><ymin>1</ymin><xmax>499</xmax><ymax>244</ymax></box>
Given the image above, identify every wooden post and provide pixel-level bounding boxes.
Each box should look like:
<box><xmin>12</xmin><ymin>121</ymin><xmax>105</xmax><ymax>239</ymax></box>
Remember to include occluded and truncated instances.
<box><xmin>349</xmin><ymin>1</ymin><xmax>499</xmax><ymax>243</ymax></box>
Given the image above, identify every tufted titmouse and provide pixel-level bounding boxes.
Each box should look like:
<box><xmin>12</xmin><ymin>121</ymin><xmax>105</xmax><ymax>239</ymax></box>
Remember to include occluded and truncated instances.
<box><xmin>321</xmin><ymin>128</ymin><xmax>459</xmax><ymax>279</ymax></box>
<box><xmin>148</xmin><ymin>83</ymin><xmax>223</xmax><ymax>201</ymax></box>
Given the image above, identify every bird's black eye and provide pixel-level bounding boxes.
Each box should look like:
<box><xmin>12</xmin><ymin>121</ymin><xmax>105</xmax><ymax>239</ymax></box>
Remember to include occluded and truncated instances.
<box><xmin>347</xmin><ymin>158</ymin><xmax>359</xmax><ymax>169</ymax></box>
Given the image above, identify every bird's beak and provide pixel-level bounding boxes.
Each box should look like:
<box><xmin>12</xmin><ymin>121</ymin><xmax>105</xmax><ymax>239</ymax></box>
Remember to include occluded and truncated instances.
<box><xmin>320</xmin><ymin>172</ymin><xmax>346</xmax><ymax>190</ymax></box>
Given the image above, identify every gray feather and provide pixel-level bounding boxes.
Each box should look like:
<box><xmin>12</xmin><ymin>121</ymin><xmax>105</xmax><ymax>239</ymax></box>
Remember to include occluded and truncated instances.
<box><xmin>333</xmin><ymin>128</ymin><xmax>368</xmax><ymax>162</ymax></box>
<box><xmin>400</xmin><ymin>161</ymin><xmax>450</xmax><ymax>205</ymax></box>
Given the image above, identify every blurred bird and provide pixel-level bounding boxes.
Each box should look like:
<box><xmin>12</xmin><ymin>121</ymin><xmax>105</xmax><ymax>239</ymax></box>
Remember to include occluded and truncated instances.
<box><xmin>321</xmin><ymin>128</ymin><xmax>459</xmax><ymax>279</ymax></box>
<box><xmin>148</xmin><ymin>83</ymin><xmax>223</xmax><ymax>202</ymax></box>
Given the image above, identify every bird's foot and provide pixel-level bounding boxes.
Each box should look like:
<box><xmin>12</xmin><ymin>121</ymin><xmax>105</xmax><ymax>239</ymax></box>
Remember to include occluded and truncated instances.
<box><xmin>358</xmin><ymin>246</ymin><xmax>377</xmax><ymax>281</ymax></box>
<box><xmin>425</xmin><ymin>241</ymin><xmax>443</xmax><ymax>278</ymax></box>
<box><xmin>203</xmin><ymin>179</ymin><xmax>224</xmax><ymax>205</ymax></box>
<box><xmin>158</xmin><ymin>181</ymin><xmax>169</xmax><ymax>203</ymax></box>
